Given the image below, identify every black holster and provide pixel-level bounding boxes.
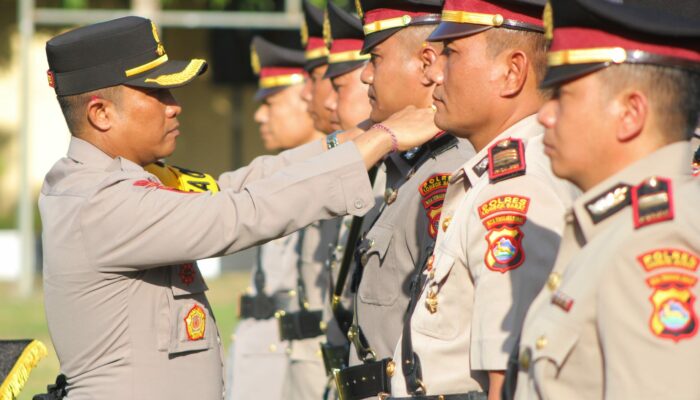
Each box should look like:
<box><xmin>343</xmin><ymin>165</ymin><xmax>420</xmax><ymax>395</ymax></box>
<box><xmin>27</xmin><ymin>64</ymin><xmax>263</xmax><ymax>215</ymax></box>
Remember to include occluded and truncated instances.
<box><xmin>277</xmin><ymin>309</ymin><xmax>324</xmax><ymax>340</ymax></box>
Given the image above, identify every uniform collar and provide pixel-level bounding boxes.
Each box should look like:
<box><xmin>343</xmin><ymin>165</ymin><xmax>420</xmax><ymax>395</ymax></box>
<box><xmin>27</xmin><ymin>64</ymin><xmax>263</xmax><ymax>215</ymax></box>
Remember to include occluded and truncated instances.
<box><xmin>67</xmin><ymin>136</ymin><xmax>145</xmax><ymax>172</ymax></box>
<box><xmin>572</xmin><ymin>140</ymin><xmax>694</xmax><ymax>242</ymax></box>
<box><xmin>453</xmin><ymin>114</ymin><xmax>542</xmax><ymax>185</ymax></box>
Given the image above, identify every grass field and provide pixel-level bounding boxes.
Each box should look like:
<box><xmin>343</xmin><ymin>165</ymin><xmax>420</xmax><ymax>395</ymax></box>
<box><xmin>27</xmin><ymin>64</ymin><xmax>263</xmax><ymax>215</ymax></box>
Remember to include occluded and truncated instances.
<box><xmin>0</xmin><ymin>271</ymin><xmax>250</xmax><ymax>399</ymax></box>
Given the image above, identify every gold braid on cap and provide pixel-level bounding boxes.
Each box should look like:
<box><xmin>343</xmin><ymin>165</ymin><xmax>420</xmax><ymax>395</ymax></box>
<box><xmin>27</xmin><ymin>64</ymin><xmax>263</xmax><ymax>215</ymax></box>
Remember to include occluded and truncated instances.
<box><xmin>250</xmin><ymin>46</ymin><xmax>261</xmax><ymax>74</ymax></box>
<box><xmin>144</xmin><ymin>59</ymin><xmax>206</xmax><ymax>85</ymax></box>
<box><xmin>543</xmin><ymin>1</ymin><xmax>553</xmax><ymax>41</ymax></box>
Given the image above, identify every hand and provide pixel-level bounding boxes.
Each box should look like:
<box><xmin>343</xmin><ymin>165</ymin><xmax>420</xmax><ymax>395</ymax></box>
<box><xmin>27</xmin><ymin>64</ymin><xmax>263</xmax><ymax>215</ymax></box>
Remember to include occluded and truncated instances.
<box><xmin>378</xmin><ymin>106</ymin><xmax>439</xmax><ymax>151</ymax></box>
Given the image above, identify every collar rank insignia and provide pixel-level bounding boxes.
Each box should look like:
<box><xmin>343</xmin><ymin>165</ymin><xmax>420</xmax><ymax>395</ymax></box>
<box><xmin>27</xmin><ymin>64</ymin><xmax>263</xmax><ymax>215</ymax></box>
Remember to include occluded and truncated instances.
<box><xmin>419</xmin><ymin>173</ymin><xmax>451</xmax><ymax>239</ymax></box>
<box><xmin>472</xmin><ymin>155</ymin><xmax>489</xmax><ymax>177</ymax></box>
<box><xmin>584</xmin><ymin>183</ymin><xmax>631</xmax><ymax>224</ymax></box>
<box><xmin>184</xmin><ymin>304</ymin><xmax>206</xmax><ymax>341</ymax></box>
<box><xmin>632</xmin><ymin>177</ymin><xmax>674</xmax><ymax>229</ymax></box>
<box><xmin>488</xmin><ymin>138</ymin><xmax>526</xmax><ymax>183</ymax></box>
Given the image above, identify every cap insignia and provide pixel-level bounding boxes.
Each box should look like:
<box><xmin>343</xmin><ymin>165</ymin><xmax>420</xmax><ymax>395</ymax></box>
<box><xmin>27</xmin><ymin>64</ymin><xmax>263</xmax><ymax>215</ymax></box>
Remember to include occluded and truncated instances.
<box><xmin>543</xmin><ymin>1</ymin><xmax>553</xmax><ymax>42</ymax></box>
<box><xmin>151</xmin><ymin>21</ymin><xmax>166</xmax><ymax>56</ymax></box>
<box><xmin>355</xmin><ymin>0</ymin><xmax>363</xmax><ymax>18</ymax></box>
<box><xmin>323</xmin><ymin>8</ymin><xmax>332</xmax><ymax>47</ymax></box>
<box><xmin>250</xmin><ymin>46</ymin><xmax>261</xmax><ymax>75</ymax></box>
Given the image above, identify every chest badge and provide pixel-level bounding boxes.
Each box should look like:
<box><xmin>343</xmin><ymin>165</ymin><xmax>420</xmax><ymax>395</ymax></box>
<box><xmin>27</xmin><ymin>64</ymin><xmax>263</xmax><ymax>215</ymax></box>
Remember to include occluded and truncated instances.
<box><xmin>184</xmin><ymin>304</ymin><xmax>206</xmax><ymax>341</ymax></box>
<box><xmin>647</xmin><ymin>274</ymin><xmax>697</xmax><ymax>342</ymax></box>
<box><xmin>425</xmin><ymin>287</ymin><xmax>438</xmax><ymax>314</ymax></box>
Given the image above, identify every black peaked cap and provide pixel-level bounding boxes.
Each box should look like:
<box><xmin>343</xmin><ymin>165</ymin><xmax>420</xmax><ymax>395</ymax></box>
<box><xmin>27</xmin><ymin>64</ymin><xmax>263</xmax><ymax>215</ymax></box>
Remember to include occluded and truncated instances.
<box><xmin>251</xmin><ymin>36</ymin><xmax>306</xmax><ymax>101</ymax></box>
<box><xmin>46</xmin><ymin>16</ymin><xmax>207</xmax><ymax>96</ymax></box>
<box><xmin>359</xmin><ymin>0</ymin><xmax>444</xmax><ymax>53</ymax></box>
<box><xmin>302</xmin><ymin>0</ymin><xmax>329</xmax><ymax>71</ymax></box>
<box><xmin>325</xmin><ymin>1</ymin><xmax>368</xmax><ymax>79</ymax></box>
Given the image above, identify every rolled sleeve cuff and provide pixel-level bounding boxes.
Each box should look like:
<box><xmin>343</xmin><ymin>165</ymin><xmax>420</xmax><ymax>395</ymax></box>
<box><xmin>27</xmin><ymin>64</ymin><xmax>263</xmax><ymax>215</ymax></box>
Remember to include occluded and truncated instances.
<box><xmin>332</xmin><ymin>142</ymin><xmax>374</xmax><ymax>216</ymax></box>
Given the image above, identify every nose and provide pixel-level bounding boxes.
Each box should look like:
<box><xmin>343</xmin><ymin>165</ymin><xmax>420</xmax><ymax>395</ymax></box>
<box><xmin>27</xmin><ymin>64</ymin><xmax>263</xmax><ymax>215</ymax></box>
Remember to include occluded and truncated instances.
<box><xmin>425</xmin><ymin>56</ymin><xmax>444</xmax><ymax>86</ymax></box>
<box><xmin>300</xmin><ymin>78</ymin><xmax>313</xmax><ymax>103</ymax></box>
<box><xmin>254</xmin><ymin>103</ymin><xmax>268</xmax><ymax>124</ymax></box>
<box><xmin>163</xmin><ymin>90</ymin><xmax>181</xmax><ymax>118</ymax></box>
<box><xmin>324</xmin><ymin>90</ymin><xmax>338</xmax><ymax>112</ymax></box>
<box><xmin>537</xmin><ymin>99</ymin><xmax>557</xmax><ymax>129</ymax></box>
<box><xmin>360</xmin><ymin>61</ymin><xmax>373</xmax><ymax>85</ymax></box>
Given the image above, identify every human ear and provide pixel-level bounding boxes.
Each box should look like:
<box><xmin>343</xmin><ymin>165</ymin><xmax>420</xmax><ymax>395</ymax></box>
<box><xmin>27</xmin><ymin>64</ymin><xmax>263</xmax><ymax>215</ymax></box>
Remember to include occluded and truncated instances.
<box><xmin>616</xmin><ymin>90</ymin><xmax>647</xmax><ymax>142</ymax></box>
<box><xmin>499</xmin><ymin>50</ymin><xmax>529</xmax><ymax>98</ymax></box>
<box><xmin>86</xmin><ymin>96</ymin><xmax>113</xmax><ymax>132</ymax></box>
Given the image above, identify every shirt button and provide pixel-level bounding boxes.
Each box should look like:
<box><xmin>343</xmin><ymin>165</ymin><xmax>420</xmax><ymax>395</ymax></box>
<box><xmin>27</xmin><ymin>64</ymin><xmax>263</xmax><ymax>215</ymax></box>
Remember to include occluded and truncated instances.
<box><xmin>547</xmin><ymin>273</ymin><xmax>561</xmax><ymax>291</ymax></box>
<box><xmin>442</xmin><ymin>217</ymin><xmax>452</xmax><ymax>232</ymax></box>
<box><xmin>269</xmin><ymin>344</ymin><xmax>277</xmax><ymax>352</ymax></box>
<box><xmin>354</xmin><ymin>199</ymin><xmax>365</xmax><ymax>209</ymax></box>
<box><xmin>519</xmin><ymin>347</ymin><xmax>532</xmax><ymax>370</ymax></box>
<box><xmin>536</xmin><ymin>336</ymin><xmax>548</xmax><ymax>350</ymax></box>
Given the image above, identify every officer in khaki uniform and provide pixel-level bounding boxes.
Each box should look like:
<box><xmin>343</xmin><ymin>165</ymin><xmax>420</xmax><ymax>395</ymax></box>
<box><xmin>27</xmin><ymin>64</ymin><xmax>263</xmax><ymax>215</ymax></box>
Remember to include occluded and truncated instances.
<box><xmin>331</xmin><ymin>1</ymin><xmax>476</xmax><ymax>399</ymax></box>
<box><xmin>227</xmin><ymin>36</ymin><xmax>318</xmax><ymax>400</ymax></box>
<box><xmin>40</xmin><ymin>16</ymin><xmax>440</xmax><ymax>399</ymax></box>
<box><xmin>387</xmin><ymin>0</ymin><xmax>579</xmax><ymax>398</ymax></box>
<box><xmin>509</xmin><ymin>1</ymin><xmax>700</xmax><ymax>399</ymax></box>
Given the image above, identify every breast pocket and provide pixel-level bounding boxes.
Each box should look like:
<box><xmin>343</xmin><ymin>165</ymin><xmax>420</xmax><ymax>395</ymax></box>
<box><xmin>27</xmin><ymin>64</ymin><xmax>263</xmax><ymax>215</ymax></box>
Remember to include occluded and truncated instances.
<box><xmin>528</xmin><ymin>317</ymin><xmax>579</xmax><ymax>385</ymax></box>
<box><xmin>358</xmin><ymin>224</ymin><xmax>397</xmax><ymax>306</ymax></box>
<box><xmin>165</xmin><ymin>263</ymin><xmax>213</xmax><ymax>355</ymax></box>
<box><xmin>411</xmin><ymin>254</ymin><xmax>463</xmax><ymax>340</ymax></box>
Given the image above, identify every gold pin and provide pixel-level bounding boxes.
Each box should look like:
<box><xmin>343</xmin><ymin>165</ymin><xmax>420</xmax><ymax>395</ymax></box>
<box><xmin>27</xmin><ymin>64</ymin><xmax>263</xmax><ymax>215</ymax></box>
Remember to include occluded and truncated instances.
<box><xmin>425</xmin><ymin>289</ymin><xmax>438</xmax><ymax>314</ymax></box>
<box><xmin>442</xmin><ymin>216</ymin><xmax>451</xmax><ymax>232</ymax></box>
<box><xmin>386</xmin><ymin>360</ymin><xmax>396</xmax><ymax>377</ymax></box>
<box><xmin>536</xmin><ymin>336</ymin><xmax>548</xmax><ymax>350</ymax></box>
<box><xmin>547</xmin><ymin>272</ymin><xmax>561</xmax><ymax>291</ymax></box>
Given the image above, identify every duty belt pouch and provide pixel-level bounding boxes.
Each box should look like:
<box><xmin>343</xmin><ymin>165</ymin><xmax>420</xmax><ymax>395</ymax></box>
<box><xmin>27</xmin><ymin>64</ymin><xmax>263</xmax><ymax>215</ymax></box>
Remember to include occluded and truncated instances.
<box><xmin>277</xmin><ymin>309</ymin><xmax>324</xmax><ymax>340</ymax></box>
<box><xmin>238</xmin><ymin>294</ymin><xmax>276</xmax><ymax>320</ymax></box>
<box><xmin>321</xmin><ymin>343</ymin><xmax>349</xmax><ymax>376</ymax></box>
<box><xmin>333</xmin><ymin>358</ymin><xmax>393</xmax><ymax>400</ymax></box>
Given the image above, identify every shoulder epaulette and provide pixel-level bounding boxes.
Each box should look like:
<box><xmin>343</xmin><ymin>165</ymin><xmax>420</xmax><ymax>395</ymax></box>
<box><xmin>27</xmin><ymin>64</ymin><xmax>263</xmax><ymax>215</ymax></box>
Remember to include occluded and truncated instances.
<box><xmin>487</xmin><ymin>138</ymin><xmax>526</xmax><ymax>183</ymax></box>
<box><xmin>632</xmin><ymin>176</ymin><xmax>674</xmax><ymax>229</ymax></box>
<box><xmin>584</xmin><ymin>183</ymin><xmax>631</xmax><ymax>224</ymax></box>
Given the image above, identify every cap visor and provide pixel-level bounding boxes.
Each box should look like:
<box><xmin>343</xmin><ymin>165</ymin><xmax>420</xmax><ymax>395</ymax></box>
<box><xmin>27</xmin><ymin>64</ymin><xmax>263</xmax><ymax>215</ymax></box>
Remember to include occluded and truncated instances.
<box><xmin>254</xmin><ymin>86</ymin><xmax>290</xmax><ymax>102</ymax></box>
<box><xmin>324</xmin><ymin>60</ymin><xmax>367</xmax><ymax>80</ymax></box>
<box><xmin>427</xmin><ymin>22</ymin><xmax>492</xmax><ymax>42</ymax></box>
<box><xmin>361</xmin><ymin>28</ymin><xmax>402</xmax><ymax>54</ymax></box>
<box><xmin>304</xmin><ymin>57</ymin><xmax>329</xmax><ymax>72</ymax></box>
<box><xmin>541</xmin><ymin>63</ymin><xmax>608</xmax><ymax>88</ymax></box>
<box><xmin>126</xmin><ymin>58</ymin><xmax>207</xmax><ymax>89</ymax></box>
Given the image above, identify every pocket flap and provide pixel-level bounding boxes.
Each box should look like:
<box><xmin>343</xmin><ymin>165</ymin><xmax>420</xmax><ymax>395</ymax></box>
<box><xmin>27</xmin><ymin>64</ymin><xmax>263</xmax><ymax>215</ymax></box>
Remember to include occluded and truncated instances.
<box><xmin>169</xmin><ymin>301</ymin><xmax>212</xmax><ymax>354</ymax></box>
<box><xmin>530</xmin><ymin>317</ymin><xmax>579</xmax><ymax>368</ymax></box>
<box><xmin>364</xmin><ymin>224</ymin><xmax>394</xmax><ymax>262</ymax></box>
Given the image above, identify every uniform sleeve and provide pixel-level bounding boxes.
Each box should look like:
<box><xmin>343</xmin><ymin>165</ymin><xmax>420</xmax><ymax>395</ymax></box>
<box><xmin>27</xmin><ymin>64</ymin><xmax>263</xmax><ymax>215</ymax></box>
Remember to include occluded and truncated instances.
<box><xmin>82</xmin><ymin>142</ymin><xmax>373</xmax><ymax>272</ymax></box>
<box><xmin>469</xmin><ymin>176</ymin><xmax>567</xmax><ymax>371</ymax></box>
<box><xmin>599</xmin><ymin>230</ymin><xmax>700</xmax><ymax>398</ymax></box>
<box><xmin>217</xmin><ymin>139</ymin><xmax>324</xmax><ymax>190</ymax></box>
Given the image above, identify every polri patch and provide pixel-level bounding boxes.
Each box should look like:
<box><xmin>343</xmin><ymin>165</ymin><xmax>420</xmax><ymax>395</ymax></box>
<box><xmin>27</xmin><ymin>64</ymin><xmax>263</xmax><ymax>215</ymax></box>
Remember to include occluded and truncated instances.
<box><xmin>487</xmin><ymin>138</ymin><xmax>526</xmax><ymax>183</ymax></box>
<box><xmin>478</xmin><ymin>195</ymin><xmax>530</xmax><ymax>219</ymax></box>
<box><xmin>637</xmin><ymin>249</ymin><xmax>699</xmax><ymax>273</ymax></box>
<box><xmin>484</xmin><ymin>226</ymin><xmax>524</xmax><ymax>273</ymax></box>
<box><xmin>632</xmin><ymin>177</ymin><xmax>674</xmax><ymax>229</ymax></box>
<box><xmin>646</xmin><ymin>273</ymin><xmax>698</xmax><ymax>342</ymax></box>
<box><xmin>419</xmin><ymin>173</ymin><xmax>451</xmax><ymax>239</ymax></box>
<box><xmin>184</xmin><ymin>304</ymin><xmax>206</xmax><ymax>341</ymax></box>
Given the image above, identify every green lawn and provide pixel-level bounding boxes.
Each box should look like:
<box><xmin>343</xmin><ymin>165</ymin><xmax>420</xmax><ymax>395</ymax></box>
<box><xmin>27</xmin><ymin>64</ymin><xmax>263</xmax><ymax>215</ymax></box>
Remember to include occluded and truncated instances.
<box><xmin>0</xmin><ymin>271</ymin><xmax>250</xmax><ymax>399</ymax></box>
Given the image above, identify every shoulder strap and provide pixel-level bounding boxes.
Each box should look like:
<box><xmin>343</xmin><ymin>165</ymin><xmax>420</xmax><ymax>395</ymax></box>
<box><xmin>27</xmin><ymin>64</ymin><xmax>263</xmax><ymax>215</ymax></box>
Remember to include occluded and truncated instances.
<box><xmin>487</xmin><ymin>138</ymin><xmax>526</xmax><ymax>183</ymax></box>
<box><xmin>295</xmin><ymin>228</ymin><xmax>309</xmax><ymax>310</ymax></box>
<box><xmin>253</xmin><ymin>246</ymin><xmax>266</xmax><ymax>296</ymax></box>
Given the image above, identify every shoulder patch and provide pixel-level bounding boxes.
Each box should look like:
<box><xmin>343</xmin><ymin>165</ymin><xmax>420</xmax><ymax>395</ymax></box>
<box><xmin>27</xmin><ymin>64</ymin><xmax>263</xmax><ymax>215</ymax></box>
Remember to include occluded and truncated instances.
<box><xmin>646</xmin><ymin>273</ymin><xmax>698</xmax><ymax>342</ymax></box>
<box><xmin>419</xmin><ymin>173</ymin><xmax>451</xmax><ymax>239</ymax></box>
<box><xmin>584</xmin><ymin>183</ymin><xmax>631</xmax><ymax>224</ymax></box>
<box><xmin>637</xmin><ymin>249</ymin><xmax>699</xmax><ymax>273</ymax></box>
<box><xmin>632</xmin><ymin>177</ymin><xmax>674</xmax><ymax>229</ymax></box>
<box><xmin>487</xmin><ymin>138</ymin><xmax>526</xmax><ymax>183</ymax></box>
<box><xmin>484</xmin><ymin>225</ymin><xmax>525</xmax><ymax>273</ymax></box>
<box><xmin>478</xmin><ymin>195</ymin><xmax>530</xmax><ymax>219</ymax></box>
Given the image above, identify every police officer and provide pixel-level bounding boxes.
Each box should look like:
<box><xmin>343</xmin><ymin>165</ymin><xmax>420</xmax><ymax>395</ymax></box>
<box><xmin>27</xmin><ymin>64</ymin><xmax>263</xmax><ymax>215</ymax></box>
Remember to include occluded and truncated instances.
<box><xmin>510</xmin><ymin>0</ymin><xmax>700</xmax><ymax>398</ymax></box>
<box><xmin>227</xmin><ymin>36</ymin><xmax>318</xmax><ymax>400</ymax></box>
<box><xmin>387</xmin><ymin>0</ymin><xmax>579</xmax><ymax>398</ymax></box>
<box><xmin>41</xmin><ymin>16</ymin><xmax>439</xmax><ymax>399</ymax></box>
<box><xmin>331</xmin><ymin>1</ymin><xmax>476</xmax><ymax>399</ymax></box>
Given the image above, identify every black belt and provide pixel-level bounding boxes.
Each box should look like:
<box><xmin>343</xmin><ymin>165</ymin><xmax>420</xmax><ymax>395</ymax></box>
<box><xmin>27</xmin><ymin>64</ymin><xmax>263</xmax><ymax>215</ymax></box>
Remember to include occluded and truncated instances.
<box><xmin>238</xmin><ymin>291</ymin><xmax>292</xmax><ymax>320</ymax></box>
<box><xmin>321</xmin><ymin>343</ymin><xmax>349</xmax><ymax>376</ymax></box>
<box><xmin>277</xmin><ymin>309</ymin><xmax>324</xmax><ymax>340</ymax></box>
<box><xmin>333</xmin><ymin>358</ymin><xmax>394</xmax><ymax>400</ymax></box>
<box><xmin>388</xmin><ymin>392</ymin><xmax>486</xmax><ymax>400</ymax></box>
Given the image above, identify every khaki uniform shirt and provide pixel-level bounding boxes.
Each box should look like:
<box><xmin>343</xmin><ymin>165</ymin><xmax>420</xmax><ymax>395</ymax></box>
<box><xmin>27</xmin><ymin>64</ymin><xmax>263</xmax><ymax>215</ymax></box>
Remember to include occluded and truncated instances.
<box><xmin>40</xmin><ymin>137</ymin><xmax>374</xmax><ymax>399</ymax></box>
<box><xmin>350</xmin><ymin>135</ymin><xmax>474</xmax><ymax>364</ymax></box>
<box><xmin>514</xmin><ymin>141</ymin><xmax>700</xmax><ymax>400</ymax></box>
<box><xmin>391</xmin><ymin>116</ymin><xmax>579</xmax><ymax>396</ymax></box>
<box><xmin>227</xmin><ymin>235</ymin><xmax>298</xmax><ymax>400</ymax></box>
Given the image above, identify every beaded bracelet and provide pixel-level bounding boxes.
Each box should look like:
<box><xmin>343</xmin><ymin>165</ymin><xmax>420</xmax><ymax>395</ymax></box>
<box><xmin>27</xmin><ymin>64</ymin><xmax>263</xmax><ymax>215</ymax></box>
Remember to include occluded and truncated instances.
<box><xmin>326</xmin><ymin>130</ymin><xmax>342</xmax><ymax>150</ymax></box>
<box><xmin>371</xmin><ymin>123</ymin><xmax>399</xmax><ymax>153</ymax></box>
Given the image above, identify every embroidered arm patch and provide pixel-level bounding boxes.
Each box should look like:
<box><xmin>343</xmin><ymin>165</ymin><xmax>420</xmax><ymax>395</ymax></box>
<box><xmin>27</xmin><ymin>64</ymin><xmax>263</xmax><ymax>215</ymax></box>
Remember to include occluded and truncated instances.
<box><xmin>419</xmin><ymin>173</ymin><xmax>450</xmax><ymax>239</ymax></box>
<box><xmin>478</xmin><ymin>195</ymin><xmax>529</xmax><ymax>273</ymax></box>
<box><xmin>637</xmin><ymin>248</ymin><xmax>699</xmax><ymax>341</ymax></box>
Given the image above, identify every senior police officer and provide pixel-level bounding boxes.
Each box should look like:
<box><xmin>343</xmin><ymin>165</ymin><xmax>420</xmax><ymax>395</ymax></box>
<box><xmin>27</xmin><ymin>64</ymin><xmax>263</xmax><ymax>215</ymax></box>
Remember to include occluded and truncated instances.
<box><xmin>331</xmin><ymin>1</ymin><xmax>476</xmax><ymax>399</ymax></box>
<box><xmin>41</xmin><ymin>16</ymin><xmax>440</xmax><ymax>399</ymax></box>
<box><xmin>509</xmin><ymin>0</ymin><xmax>700</xmax><ymax>399</ymax></box>
<box><xmin>386</xmin><ymin>0</ymin><xmax>579</xmax><ymax>398</ymax></box>
<box><xmin>227</xmin><ymin>36</ymin><xmax>319</xmax><ymax>400</ymax></box>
